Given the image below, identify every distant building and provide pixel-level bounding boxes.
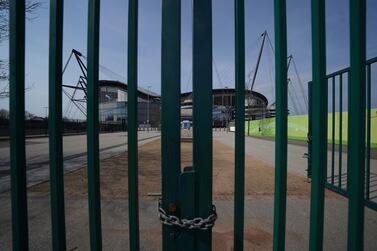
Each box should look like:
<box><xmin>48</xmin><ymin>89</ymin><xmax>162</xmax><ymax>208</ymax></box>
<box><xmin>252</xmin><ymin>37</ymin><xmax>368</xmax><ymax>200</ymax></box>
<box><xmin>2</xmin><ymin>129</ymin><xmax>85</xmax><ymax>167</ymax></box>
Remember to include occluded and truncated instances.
<box><xmin>99</xmin><ymin>80</ymin><xmax>160</xmax><ymax>127</ymax></box>
<box><xmin>181</xmin><ymin>88</ymin><xmax>273</xmax><ymax>126</ymax></box>
<box><xmin>98</xmin><ymin>82</ymin><xmax>272</xmax><ymax>129</ymax></box>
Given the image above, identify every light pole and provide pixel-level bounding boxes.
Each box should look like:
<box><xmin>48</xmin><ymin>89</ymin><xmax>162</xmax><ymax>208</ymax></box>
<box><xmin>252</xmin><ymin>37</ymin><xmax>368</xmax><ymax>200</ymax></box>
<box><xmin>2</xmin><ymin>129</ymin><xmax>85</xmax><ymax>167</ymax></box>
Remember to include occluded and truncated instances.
<box><xmin>147</xmin><ymin>85</ymin><xmax>151</xmax><ymax>127</ymax></box>
<box><xmin>44</xmin><ymin>106</ymin><xmax>48</xmax><ymax>135</ymax></box>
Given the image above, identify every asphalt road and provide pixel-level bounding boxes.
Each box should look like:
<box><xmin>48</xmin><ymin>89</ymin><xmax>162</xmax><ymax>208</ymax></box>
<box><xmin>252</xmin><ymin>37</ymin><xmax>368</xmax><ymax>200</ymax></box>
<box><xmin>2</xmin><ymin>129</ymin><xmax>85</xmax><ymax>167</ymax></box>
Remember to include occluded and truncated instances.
<box><xmin>0</xmin><ymin>131</ymin><xmax>160</xmax><ymax>192</ymax></box>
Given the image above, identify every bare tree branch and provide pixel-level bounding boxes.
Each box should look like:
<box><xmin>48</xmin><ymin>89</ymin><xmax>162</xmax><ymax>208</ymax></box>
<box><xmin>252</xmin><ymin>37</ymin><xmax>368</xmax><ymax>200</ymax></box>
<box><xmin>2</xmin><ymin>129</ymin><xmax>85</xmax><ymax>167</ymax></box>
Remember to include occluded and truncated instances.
<box><xmin>0</xmin><ymin>0</ymin><xmax>43</xmax><ymax>42</ymax></box>
<box><xmin>0</xmin><ymin>0</ymin><xmax>43</xmax><ymax>98</ymax></box>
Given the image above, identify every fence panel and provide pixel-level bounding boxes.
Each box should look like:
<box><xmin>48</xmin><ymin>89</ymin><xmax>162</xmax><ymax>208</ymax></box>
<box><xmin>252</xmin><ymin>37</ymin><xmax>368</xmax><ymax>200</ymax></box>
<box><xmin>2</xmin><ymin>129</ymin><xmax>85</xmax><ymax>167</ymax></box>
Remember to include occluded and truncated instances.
<box><xmin>127</xmin><ymin>0</ymin><xmax>140</xmax><ymax>250</ymax></box>
<box><xmin>192</xmin><ymin>1</ymin><xmax>213</xmax><ymax>250</ymax></box>
<box><xmin>161</xmin><ymin>0</ymin><xmax>181</xmax><ymax>250</ymax></box>
<box><xmin>86</xmin><ymin>0</ymin><xmax>102</xmax><ymax>249</ymax></box>
<box><xmin>6</xmin><ymin>1</ymin><xmax>371</xmax><ymax>250</ymax></box>
<box><xmin>233</xmin><ymin>0</ymin><xmax>246</xmax><ymax>250</ymax></box>
<box><xmin>272</xmin><ymin>0</ymin><xmax>288</xmax><ymax>250</ymax></box>
<box><xmin>348</xmin><ymin>0</ymin><xmax>366</xmax><ymax>249</ymax></box>
<box><xmin>9</xmin><ymin>1</ymin><xmax>29</xmax><ymax>250</ymax></box>
<box><xmin>48</xmin><ymin>0</ymin><xmax>66</xmax><ymax>249</ymax></box>
<box><xmin>308</xmin><ymin>0</ymin><xmax>328</xmax><ymax>250</ymax></box>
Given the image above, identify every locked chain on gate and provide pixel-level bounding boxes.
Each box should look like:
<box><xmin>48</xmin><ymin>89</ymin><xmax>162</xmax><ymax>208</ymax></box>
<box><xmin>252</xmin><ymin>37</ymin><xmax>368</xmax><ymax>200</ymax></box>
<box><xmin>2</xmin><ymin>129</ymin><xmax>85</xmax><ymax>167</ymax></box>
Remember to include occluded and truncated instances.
<box><xmin>158</xmin><ymin>200</ymin><xmax>217</xmax><ymax>230</ymax></box>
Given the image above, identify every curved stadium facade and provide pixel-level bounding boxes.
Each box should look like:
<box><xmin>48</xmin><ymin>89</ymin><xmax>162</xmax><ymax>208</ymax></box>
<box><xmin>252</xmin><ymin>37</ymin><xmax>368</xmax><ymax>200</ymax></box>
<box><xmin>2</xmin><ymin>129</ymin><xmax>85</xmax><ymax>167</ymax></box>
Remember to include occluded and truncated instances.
<box><xmin>98</xmin><ymin>80</ymin><xmax>273</xmax><ymax>128</ymax></box>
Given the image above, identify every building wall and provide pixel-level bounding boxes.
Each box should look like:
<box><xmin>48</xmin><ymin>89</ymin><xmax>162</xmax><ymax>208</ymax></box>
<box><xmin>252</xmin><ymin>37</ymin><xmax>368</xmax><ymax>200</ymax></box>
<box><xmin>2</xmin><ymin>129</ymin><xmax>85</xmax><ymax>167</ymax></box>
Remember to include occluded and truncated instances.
<box><xmin>99</xmin><ymin>85</ymin><xmax>160</xmax><ymax>127</ymax></box>
<box><xmin>99</xmin><ymin>101</ymin><xmax>160</xmax><ymax>127</ymax></box>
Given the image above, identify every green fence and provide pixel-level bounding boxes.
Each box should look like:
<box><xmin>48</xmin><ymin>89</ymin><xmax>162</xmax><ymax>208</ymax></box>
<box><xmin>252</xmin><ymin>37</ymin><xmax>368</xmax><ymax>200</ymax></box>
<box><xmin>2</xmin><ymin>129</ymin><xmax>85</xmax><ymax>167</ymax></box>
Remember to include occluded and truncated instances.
<box><xmin>310</xmin><ymin>56</ymin><xmax>377</xmax><ymax>212</ymax></box>
<box><xmin>246</xmin><ymin>108</ymin><xmax>377</xmax><ymax>147</ymax></box>
<box><xmin>8</xmin><ymin>0</ymin><xmax>368</xmax><ymax>250</ymax></box>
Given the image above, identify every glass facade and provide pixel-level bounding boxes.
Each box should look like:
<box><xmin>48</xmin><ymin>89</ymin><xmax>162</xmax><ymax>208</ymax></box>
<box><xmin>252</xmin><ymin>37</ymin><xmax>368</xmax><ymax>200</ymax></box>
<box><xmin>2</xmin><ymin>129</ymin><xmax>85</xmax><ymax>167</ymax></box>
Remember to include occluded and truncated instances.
<box><xmin>99</xmin><ymin>85</ymin><xmax>160</xmax><ymax>127</ymax></box>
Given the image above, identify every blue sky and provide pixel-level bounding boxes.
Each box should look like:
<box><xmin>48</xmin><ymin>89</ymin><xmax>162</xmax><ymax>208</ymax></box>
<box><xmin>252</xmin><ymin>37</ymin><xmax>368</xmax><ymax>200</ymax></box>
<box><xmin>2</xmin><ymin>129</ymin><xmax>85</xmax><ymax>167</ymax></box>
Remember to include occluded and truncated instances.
<box><xmin>0</xmin><ymin>0</ymin><xmax>376</xmax><ymax>117</ymax></box>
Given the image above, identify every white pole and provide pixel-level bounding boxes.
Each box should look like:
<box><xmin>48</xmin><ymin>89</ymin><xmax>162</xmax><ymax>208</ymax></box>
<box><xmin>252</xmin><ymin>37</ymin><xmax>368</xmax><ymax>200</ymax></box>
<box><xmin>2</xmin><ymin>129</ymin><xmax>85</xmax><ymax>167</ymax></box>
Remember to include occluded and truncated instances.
<box><xmin>147</xmin><ymin>85</ymin><xmax>151</xmax><ymax>129</ymax></box>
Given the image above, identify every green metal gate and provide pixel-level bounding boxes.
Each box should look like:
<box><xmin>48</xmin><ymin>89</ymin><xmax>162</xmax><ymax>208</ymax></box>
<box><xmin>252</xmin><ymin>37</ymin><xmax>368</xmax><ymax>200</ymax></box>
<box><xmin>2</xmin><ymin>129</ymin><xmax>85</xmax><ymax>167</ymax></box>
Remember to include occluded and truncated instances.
<box><xmin>308</xmin><ymin>56</ymin><xmax>377</xmax><ymax>211</ymax></box>
<box><xmin>8</xmin><ymin>0</ymin><xmax>368</xmax><ymax>250</ymax></box>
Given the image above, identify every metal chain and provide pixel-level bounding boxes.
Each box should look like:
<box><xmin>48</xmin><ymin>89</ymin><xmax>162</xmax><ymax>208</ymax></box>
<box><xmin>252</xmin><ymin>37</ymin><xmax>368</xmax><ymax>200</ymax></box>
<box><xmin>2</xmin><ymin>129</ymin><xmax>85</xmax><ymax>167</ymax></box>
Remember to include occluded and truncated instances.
<box><xmin>158</xmin><ymin>201</ymin><xmax>217</xmax><ymax>230</ymax></box>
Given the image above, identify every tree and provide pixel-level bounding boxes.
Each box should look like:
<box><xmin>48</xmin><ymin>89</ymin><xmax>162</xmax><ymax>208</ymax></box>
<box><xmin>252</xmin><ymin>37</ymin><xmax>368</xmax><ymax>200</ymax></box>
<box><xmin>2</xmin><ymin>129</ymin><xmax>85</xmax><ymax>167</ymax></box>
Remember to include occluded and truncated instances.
<box><xmin>0</xmin><ymin>0</ymin><xmax>42</xmax><ymax>98</ymax></box>
<box><xmin>0</xmin><ymin>108</ymin><xmax>9</xmax><ymax>119</ymax></box>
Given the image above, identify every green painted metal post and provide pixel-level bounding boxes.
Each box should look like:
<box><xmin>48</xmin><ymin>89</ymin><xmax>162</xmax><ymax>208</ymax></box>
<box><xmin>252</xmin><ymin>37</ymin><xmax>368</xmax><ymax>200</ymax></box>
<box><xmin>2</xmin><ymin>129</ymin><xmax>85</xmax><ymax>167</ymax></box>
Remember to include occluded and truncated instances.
<box><xmin>234</xmin><ymin>0</ymin><xmax>245</xmax><ymax>250</ymax></box>
<box><xmin>347</xmin><ymin>0</ymin><xmax>366</xmax><ymax>249</ymax></box>
<box><xmin>331</xmin><ymin>77</ymin><xmax>335</xmax><ymax>184</ymax></box>
<box><xmin>127</xmin><ymin>0</ymin><xmax>140</xmax><ymax>250</ymax></box>
<box><xmin>48</xmin><ymin>0</ymin><xmax>66</xmax><ymax>249</ymax></box>
<box><xmin>179</xmin><ymin>167</ymin><xmax>197</xmax><ymax>251</ymax></box>
<box><xmin>365</xmin><ymin>64</ymin><xmax>371</xmax><ymax>200</ymax></box>
<box><xmin>307</xmin><ymin>81</ymin><xmax>312</xmax><ymax>179</ymax></box>
<box><xmin>247</xmin><ymin>119</ymin><xmax>250</xmax><ymax>136</ymax></box>
<box><xmin>86</xmin><ymin>0</ymin><xmax>102</xmax><ymax>249</ymax></box>
<box><xmin>161</xmin><ymin>0</ymin><xmax>181</xmax><ymax>250</ymax></box>
<box><xmin>9</xmin><ymin>1</ymin><xmax>29</xmax><ymax>250</ymax></box>
<box><xmin>272</xmin><ymin>0</ymin><xmax>288</xmax><ymax>250</ymax></box>
<box><xmin>338</xmin><ymin>74</ymin><xmax>343</xmax><ymax>188</ymax></box>
<box><xmin>192</xmin><ymin>1</ymin><xmax>213</xmax><ymax>250</ymax></box>
<box><xmin>308</xmin><ymin>0</ymin><xmax>327</xmax><ymax>250</ymax></box>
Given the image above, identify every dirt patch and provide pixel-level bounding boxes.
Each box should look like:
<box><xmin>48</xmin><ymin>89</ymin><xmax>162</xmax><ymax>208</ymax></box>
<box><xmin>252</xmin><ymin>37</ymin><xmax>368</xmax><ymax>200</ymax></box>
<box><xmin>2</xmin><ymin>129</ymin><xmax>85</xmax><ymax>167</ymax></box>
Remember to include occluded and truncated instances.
<box><xmin>25</xmin><ymin>138</ymin><xmax>340</xmax><ymax>250</ymax></box>
<box><xmin>213</xmin><ymin>224</ymin><xmax>273</xmax><ymax>251</ymax></box>
<box><xmin>29</xmin><ymin>138</ymin><xmax>316</xmax><ymax>200</ymax></box>
<box><xmin>136</xmin><ymin>225</ymin><xmax>272</xmax><ymax>251</ymax></box>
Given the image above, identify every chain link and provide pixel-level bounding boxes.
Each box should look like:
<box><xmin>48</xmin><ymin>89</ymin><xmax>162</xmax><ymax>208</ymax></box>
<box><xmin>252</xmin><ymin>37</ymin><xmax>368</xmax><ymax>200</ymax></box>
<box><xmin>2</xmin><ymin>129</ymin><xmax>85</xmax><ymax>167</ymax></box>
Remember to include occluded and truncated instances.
<box><xmin>158</xmin><ymin>200</ymin><xmax>217</xmax><ymax>230</ymax></box>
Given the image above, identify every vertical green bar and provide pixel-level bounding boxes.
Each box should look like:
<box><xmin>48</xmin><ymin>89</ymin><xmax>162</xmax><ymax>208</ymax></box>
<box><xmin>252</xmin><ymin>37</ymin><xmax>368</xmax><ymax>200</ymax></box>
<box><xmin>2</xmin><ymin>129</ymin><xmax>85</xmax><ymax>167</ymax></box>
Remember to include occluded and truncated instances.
<box><xmin>338</xmin><ymin>74</ymin><xmax>343</xmax><ymax>188</ymax></box>
<box><xmin>9</xmin><ymin>1</ymin><xmax>29</xmax><ymax>250</ymax></box>
<box><xmin>86</xmin><ymin>0</ymin><xmax>102</xmax><ymax>249</ymax></box>
<box><xmin>365</xmin><ymin>64</ymin><xmax>371</xmax><ymax>200</ymax></box>
<box><xmin>308</xmin><ymin>0</ymin><xmax>327</xmax><ymax>250</ymax></box>
<box><xmin>161</xmin><ymin>0</ymin><xmax>181</xmax><ymax>250</ymax></box>
<box><xmin>347</xmin><ymin>0</ymin><xmax>366</xmax><ymax>249</ymax></box>
<box><xmin>307</xmin><ymin>81</ymin><xmax>312</xmax><ymax>179</ymax></box>
<box><xmin>127</xmin><ymin>0</ymin><xmax>139</xmax><ymax>250</ymax></box>
<box><xmin>192</xmin><ymin>0</ymin><xmax>212</xmax><ymax>250</ymax></box>
<box><xmin>48</xmin><ymin>0</ymin><xmax>66</xmax><ymax>249</ymax></box>
<box><xmin>272</xmin><ymin>0</ymin><xmax>288</xmax><ymax>250</ymax></box>
<box><xmin>331</xmin><ymin>77</ymin><xmax>335</xmax><ymax>184</ymax></box>
<box><xmin>178</xmin><ymin>168</ymin><xmax>196</xmax><ymax>251</ymax></box>
<box><xmin>234</xmin><ymin>0</ymin><xmax>245</xmax><ymax>250</ymax></box>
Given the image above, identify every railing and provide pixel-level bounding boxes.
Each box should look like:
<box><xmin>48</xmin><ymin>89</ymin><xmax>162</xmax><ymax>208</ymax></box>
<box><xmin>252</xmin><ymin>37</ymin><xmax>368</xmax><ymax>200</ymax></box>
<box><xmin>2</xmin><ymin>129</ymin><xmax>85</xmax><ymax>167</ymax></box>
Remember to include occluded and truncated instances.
<box><xmin>308</xmin><ymin>56</ymin><xmax>377</xmax><ymax>211</ymax></box>
<box><xmin>7</xmin><ymin>0</ymin><xmax>368</xmax><ymax>250</ymax></box>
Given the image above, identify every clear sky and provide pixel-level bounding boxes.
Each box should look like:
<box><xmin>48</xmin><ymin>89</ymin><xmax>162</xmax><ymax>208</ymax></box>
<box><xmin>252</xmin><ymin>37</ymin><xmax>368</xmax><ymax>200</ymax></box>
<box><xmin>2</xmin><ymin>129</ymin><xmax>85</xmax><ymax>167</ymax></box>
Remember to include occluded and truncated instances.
<box><xmin>0</xmin><ymin>0</ymin><xmax>376</xmax><ymax>117</ymax></box>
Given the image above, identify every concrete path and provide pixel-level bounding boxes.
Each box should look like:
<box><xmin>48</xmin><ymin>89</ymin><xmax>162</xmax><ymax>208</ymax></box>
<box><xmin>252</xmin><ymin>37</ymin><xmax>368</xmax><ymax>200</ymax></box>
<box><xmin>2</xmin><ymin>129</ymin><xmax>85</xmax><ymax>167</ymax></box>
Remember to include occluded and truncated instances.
<box><xmin>1</xmin><ymin>131</ymin><xmax>376</xmax><ymax>250</ymax></box>
<box><xmin>0</xmin><ymin>196</ymin><xmax>376</xmax><ymax>250</ymax></box>
<box><xmin>0</xmin><ymin>131</ymin><xmax>160</xmax><ymax>192</ymax></box>
<box><xmin>214</xmin><ymin>131</ymin><xmax>377</xmax><ymax>202</ymax></box>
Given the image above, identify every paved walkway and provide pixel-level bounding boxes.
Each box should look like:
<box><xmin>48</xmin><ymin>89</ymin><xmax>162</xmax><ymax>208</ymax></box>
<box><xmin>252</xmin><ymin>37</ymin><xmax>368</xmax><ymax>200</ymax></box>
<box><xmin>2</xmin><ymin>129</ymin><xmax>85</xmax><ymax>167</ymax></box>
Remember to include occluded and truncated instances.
<box><xmin>214</xmin><ymin>131</ymin><xmax>377</xmax><ymax>183</ymax></box>
<box><xmin>0</xmin><ymin>131</ymin><xmax>160</xmax><ymax>192</ymax></box>
<box><xmin>0</xmin><ymin>132</ymin><xmax>376</xmax><ymax>250</ymax></box>
<box><xmin>1</xmin><ymin>196</ymin><xmax>376</xmax><ymax>250</ymax></box>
